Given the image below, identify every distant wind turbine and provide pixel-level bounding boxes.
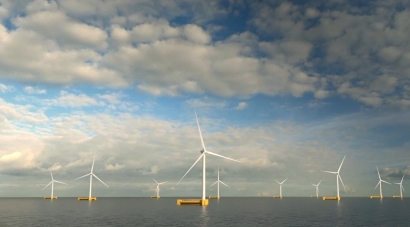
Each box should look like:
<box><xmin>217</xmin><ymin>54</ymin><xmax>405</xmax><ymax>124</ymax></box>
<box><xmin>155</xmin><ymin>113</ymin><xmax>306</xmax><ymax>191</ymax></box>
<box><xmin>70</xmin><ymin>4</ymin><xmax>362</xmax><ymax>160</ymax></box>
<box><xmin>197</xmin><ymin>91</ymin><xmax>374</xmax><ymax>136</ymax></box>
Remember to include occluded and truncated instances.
<box><xmin>176</xmin><ymin>110</ymin><xmax>240</xmax><ymax>206</ymax></box>
<box><xmin>274</xmin><ymin>178</ymin><xmax>287</xmax><ymax>198</ymax></box>
<box><xmin>42</xmin><ymin>170</ymin><xmax>67</xmax><ymax>199</ymax></box>
<box><xmin>372</xmin><ymin>167</ymin><xmax>390</xmax><ymax>199</ymax></box>
<box><xmin>322</xmin><ymin>156</ymin><xmax>346</xmax><ymax>200</ymax></box>
<box><xmin>394</xmin><ymin>175</ymin><xmax>405</xmax><ymax>198</ymax></box>
<box><xmin>209</xmin><ymin>166</ymin><xmax>229</xmax><ymax>199</ymax></box>
<box><xmin>311</xmin><ymin>180</ymin><xmax>321</xmax><ymax>198</ymax></box>
<box><xmin>152</xmin><ymin>178</ymin><xmax>168</xmax><ymax>198</ymax></box>
<box><xmin>74</xmin><ymin>154</ymin><xmax>108</xmax><ymax>201</ymax></box>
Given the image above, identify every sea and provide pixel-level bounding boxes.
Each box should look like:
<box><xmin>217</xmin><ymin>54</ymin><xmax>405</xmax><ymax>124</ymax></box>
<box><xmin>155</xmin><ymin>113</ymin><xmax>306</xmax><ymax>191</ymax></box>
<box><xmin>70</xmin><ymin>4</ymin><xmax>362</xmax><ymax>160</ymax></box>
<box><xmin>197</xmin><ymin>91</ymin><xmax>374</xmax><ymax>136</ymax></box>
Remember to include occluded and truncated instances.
<box><xmin>0</xmin><ymin>197</ymin><xmax>408</xmax><ymax>226</ymax></box>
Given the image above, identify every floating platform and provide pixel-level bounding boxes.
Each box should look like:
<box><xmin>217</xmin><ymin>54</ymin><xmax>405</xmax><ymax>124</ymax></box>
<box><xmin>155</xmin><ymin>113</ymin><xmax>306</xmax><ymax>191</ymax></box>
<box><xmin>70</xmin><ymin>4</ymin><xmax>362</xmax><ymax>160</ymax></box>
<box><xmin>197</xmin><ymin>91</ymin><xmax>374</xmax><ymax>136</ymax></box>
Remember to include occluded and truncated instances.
<box><xmin>151</xmin><ymin>196</ymin><xmax>160</xmax><ymax>199</ymax></box>
<box><xmin>177</xmin><ymin>199</ymin><xmax>209</xmax><ymax>206</ymax></box>
<box><xmin>370</xmin><ymin>196</ymin><xmax>382</xmax><ymax>199</ymax></box>
<box><xmin>311</xmin><ymin>195</ymin><xmax>318</xmax><ymax>198</ymax></box>
<box><xmin>323</xmin><ymin>196</ymin><xmax>340</xmax><ymax>200</ymax></box>
<box><xmin>78</xmin><ymin>197</ymin><xmax>97</xmax><ymax>201</ymax></box>
<box><xmin>273</xmin><ymin>196</ymin><xmax>282</xmax><ymax>198</ymax></box>
<box><xmin>393</xmin><ymin>195</ymin><xmax>403</xmax><ymax>198</ymax></box>
<box><xmin>208</xmin><ymin>196</ymin><xmax>220</xmax><ymax>199</ymax></box>
<box><xmin>44</xmin><ymin>196</ymin><xmax>57</xmax><ymax>200</ymax></box>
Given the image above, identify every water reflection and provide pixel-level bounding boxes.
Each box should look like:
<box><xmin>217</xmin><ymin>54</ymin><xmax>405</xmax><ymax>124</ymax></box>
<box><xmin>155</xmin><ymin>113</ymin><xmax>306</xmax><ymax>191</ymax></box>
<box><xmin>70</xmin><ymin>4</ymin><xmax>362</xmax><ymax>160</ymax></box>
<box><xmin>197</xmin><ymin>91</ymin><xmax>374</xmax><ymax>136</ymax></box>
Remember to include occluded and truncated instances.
<box><xmin>199</xmin><ymin>206</ymin><xmax>209</xmax><ymax>227</ymax></box>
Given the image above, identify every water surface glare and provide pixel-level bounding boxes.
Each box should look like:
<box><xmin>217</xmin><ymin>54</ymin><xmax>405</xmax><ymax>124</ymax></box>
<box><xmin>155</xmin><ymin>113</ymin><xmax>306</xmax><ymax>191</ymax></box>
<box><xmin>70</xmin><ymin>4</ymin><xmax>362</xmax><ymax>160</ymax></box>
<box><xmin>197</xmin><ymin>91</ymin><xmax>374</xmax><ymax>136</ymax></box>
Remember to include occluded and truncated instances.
<box><xmin>0</xmin><ymin>197</ymin><xmax>408</xmax><ymax>226</ymax></box>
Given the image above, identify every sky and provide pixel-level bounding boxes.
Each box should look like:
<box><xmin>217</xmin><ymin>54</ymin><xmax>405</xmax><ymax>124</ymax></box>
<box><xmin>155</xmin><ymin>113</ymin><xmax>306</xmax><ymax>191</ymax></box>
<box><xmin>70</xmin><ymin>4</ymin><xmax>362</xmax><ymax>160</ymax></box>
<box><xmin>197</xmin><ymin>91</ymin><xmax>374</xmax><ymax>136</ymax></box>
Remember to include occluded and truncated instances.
<box><xmin>0</xmin><ymin>0</ymin><xmax>409</xmax><ymax>198</ymax></box>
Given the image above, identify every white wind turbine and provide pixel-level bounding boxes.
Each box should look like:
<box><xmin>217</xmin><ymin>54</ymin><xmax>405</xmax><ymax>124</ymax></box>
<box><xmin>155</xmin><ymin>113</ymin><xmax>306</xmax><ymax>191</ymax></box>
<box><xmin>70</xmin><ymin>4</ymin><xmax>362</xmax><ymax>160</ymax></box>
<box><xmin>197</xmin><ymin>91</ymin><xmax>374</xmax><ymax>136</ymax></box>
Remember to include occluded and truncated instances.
<box><xmin>42</xmin><ymin>170</ymin><xmax>67</xmax><ymax>199</ymax></box>
<box><xmin>74</xmin><ymin>154</ymin><xmax>109</xmax><ymax>200</ymax></box>
<box><xmin>311</xmin><ymin>180</ymin><xmax>321</xmax><ymax>197</ymax></box>
<box><xmin>322</xmin><ymin>156</ymin><xmax>346</xmax><ymax>199</ymax></box>
<box><xmin>394</xmin><ymin>175</ymin><xmax>405</xmax><ymax>198</ymax></box>
<box><xmin>274</xmin><ymin>178</ymin><xmax>287</xmax><ymax>198</ymax></box>
<box><xmin>373</xmin><ymin>167</ymin><xmax>390</xmax><ymax>198</ymax></box>
<box><xmin>176</xmin><ymin>110</ymin><xmax>240</xmax><ymax>204</ymax></box>
<box><xmin>152</xmin><ymin>178</ymin><xmax>168</xmax><ymax>198</ymax></box>
<box><xmin>209</xmin><ymin>166</ymin><xmax>229</xmax><ymax>198</ymax></box>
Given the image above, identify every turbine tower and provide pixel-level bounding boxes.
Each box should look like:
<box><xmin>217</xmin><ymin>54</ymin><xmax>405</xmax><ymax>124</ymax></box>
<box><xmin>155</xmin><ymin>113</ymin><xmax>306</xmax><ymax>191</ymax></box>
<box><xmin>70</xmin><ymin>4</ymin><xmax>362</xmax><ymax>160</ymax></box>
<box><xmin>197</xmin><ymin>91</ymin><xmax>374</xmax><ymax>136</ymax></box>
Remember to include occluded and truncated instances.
<box><xmin>371</xmin><ymin>167</ymin><xmax>390</xmax><ymax>199</ymax></box>
<box><xmin>322</xmin><ymin>156</ymin><xmax>346</xmax><ymax>200</ymax></box>
<box><xmin>311</xmin><ymin>180</ymin><xmax>321</xmax><ymax>198</ymax></box>
<box><xmin>274</xmin><ymin>178</ymin><xmax>287</xmax><ymax>198</ymax></box>
<box><xmin>42</xmin><ymin>170</ymin><xmax>67</xmax><ymax>199</ymax></box>
<box><xmin>176</xmin><ymin>110</ymin><xmax>240</xmax><ymax>206</ymax></box>
<box><xmin>209</xmin><ymin>166</ymin><xmax>229</xmax><ymax>199</ymax></box>
<box><xmin>394</xmin><ymin>175</ymin><xmax>405</xmax><ymax>198</ymax></box>
<box><xmin>151</xmin><ymin>178</ymin><xmax>168</xmax><ymax>198</ymax></box>
<box><xmin>74</xmin><ymin>154</ymin><xmax>109</xmax><ymax>201</ymax></box>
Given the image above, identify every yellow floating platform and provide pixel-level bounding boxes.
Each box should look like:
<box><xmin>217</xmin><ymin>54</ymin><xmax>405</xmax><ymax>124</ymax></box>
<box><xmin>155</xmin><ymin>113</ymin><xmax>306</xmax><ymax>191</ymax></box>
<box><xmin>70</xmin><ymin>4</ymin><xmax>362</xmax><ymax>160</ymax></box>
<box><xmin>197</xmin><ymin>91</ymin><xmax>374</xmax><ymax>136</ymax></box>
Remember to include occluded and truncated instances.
<box><xmin>208</xmin><ymin>196</ymin><xmax>220</xmax><ymax>199</ymax></box>
<box><xmin>177</xmin><ymin>199</ymin><xmax>209</xmax><ymax>206</ymax></box>
<box><xmin>323</xmin><ymin>196</ymin><xmax>340</xmax><ymax>200</ymax></box>
<box><xmin>78</xmin><ymin>197</ymin><xmax>97</xmax><ymax>201</ymax></box>
<box><xmin>151</xmin><ymin>196</ymin><xmax>160</xmax><ymax>198</ymax></box>
<box><xmin>44</xmin><ymin>196</ymin><xmax>57</xmax><ymax>200</ymax></box>
<box><xmin>393</xmin><ymin>195</ymin><xmax>402</xmax><ymax>198</ymax></box>
<box><xmin>311</xmin><ymin>195</ymin><xmax>318</xmax><ymax>198</ymax></box>
<box><xmin>370</xmin><ymin>196</ymin><xmax>382</xmax><ymax>199</ymax></box>
<box><xmin>273</xmin><ymin>196</ymin><xmax>282</xmax><ymax>198</ymax></box>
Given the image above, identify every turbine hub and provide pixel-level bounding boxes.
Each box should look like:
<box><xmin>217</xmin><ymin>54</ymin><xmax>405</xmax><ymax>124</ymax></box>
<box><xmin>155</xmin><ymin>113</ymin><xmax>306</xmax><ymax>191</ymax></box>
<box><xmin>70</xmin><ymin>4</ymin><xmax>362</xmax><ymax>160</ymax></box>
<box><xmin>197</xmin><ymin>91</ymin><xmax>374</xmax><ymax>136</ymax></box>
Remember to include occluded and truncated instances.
<box><xmin>200</xmin><ymin>149</ymin><xmax>204</xmax><ymax>153</ymax></box>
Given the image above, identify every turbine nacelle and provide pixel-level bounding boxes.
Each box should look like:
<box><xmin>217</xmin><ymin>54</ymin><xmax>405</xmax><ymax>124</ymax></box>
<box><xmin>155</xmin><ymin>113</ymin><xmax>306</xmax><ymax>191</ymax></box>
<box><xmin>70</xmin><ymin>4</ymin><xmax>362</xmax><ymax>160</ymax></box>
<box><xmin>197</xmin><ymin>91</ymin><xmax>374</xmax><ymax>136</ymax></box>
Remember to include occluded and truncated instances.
<box><xmin>200</xmin><ymin>149</ymin><xmax>205</xmax><ymax>154</ymax></box>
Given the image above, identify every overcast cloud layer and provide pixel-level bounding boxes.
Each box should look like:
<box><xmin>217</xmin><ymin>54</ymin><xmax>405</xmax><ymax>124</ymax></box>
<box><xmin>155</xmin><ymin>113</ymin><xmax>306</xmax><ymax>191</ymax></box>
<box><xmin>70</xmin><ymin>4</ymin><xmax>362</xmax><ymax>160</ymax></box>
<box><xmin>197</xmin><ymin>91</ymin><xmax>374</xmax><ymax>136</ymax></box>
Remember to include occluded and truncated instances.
<box><xmin>0</xmin><ymin>0</ymin><xmax>409</xmax><ymax>197</ymax></box>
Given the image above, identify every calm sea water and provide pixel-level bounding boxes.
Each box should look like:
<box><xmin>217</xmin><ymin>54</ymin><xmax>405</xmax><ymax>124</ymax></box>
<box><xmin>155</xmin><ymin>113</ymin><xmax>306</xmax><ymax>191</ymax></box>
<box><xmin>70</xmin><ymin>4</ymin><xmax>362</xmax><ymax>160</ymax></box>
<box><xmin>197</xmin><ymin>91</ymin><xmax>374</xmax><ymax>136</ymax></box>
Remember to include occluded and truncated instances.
<box><xmin>0</xmin><ymin>197</ymin><xmax>408</xmax><ymax>226</ymax></box>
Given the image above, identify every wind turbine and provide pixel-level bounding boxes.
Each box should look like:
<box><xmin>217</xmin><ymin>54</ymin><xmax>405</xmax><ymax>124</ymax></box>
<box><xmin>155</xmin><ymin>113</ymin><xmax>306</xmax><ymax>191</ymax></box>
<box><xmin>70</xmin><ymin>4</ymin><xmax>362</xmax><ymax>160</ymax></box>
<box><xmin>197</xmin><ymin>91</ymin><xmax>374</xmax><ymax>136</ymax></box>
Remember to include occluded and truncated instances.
<box><xmin>311</xmin><ymin>180</ymin><xmax>321</xmax><ymax>198</ymax></box>
<box><xmin>274</xmin><ymin>178</ymin><xmax>287</xmax><ymax>198</ymax></box>
<box><xmin>322</xmin><ymin>156</ymin><xmax>346</xmax><ymax>200</ymax></box>
<box><xmin>209</xmin><ymin>166</ymin><xmax>229</xmax><ymax>199</ymax></box>
<box><xmin>394</xmin><ymin>175</ymin><xmax>405</xmax><ymax>198</ymax></box>
<box><xmin>42</xmin><ymin>170</ymin><xmax>67</xmax><ymax>199</ymax></box>
<box><xmin>74</xmin><ymin>154</ymin><xmax>109</xmax><ymax>201</ymax></box>
<box><xmin>176</xmin><ymin>110</ymin><xmax>240</xmax><ymax>206</ymax></box>
<box><xmin>371</xmin><ymin>167</ymin><xmax>390</xmax><ymax>199</ymax></box>
<box><xmin>151</xmin><ymin>178</ymin><xmax>168</xmax><ymax>198</ymax></box>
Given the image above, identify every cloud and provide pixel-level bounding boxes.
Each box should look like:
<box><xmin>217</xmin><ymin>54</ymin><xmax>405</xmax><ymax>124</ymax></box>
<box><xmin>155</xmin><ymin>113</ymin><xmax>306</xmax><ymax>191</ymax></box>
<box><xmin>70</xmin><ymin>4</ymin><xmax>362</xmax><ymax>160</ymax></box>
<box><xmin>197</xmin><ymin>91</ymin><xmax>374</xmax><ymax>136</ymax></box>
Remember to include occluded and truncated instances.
<box><xmin>52</xmin><ymin>91</ymin><xmax>102</xmax><ymax>107</ymax></box>
<box><xmin>0</xmin><ymin>152</ymin><xmax>22</xmax><ymax>162</ymax></box>
<box><xmin>0</xmin><ymin>84</ymin><xmax>15</xmax><ymax>93</ymax></box>
<box><xmin>235</xmin><ymin>102</ymin><xmax>248</xmax><ymax>110</ymax></box>
<box><xmin>106</xmin><ymin>163</ymin><xmax>124</xmax><ymax>171</ymax></box>
<box><xmin>24</xmin><ymin>86</ymin><xmax>46</xmax><ymax>94</ymax></box>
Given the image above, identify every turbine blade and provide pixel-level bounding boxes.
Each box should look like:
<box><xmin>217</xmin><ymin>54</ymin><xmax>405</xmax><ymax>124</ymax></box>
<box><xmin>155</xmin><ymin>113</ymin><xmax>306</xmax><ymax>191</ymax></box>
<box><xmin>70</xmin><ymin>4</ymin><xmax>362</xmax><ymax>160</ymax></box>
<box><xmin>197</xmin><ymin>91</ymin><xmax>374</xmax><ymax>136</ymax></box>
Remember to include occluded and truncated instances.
<box><xmin>402</xmin><ymin>185</ymin><xmax>405</xmax><ymax>192</ymax></box>
<box><xmin>194</xmin><ymin>109</ymin><xmax>206</xmax><ymax>150</ymax></box>
<box><xmin>209</xmin><ymin>181</ymin><xmax>218</xmax><ymax>188</ymax></box>
<box><xmin>281</xmin><ymin>178</ymin><xmax>288</xmax><ymax>184</ymax></box>
<box><xmin>176</xmin><ymin>153</ymin><xmax>204</xmax><ymax>185</ymax></box>
<box><xmin>73</xmin><ymin>173</ymin><xmax>91</xmax><ymax>181</ymax></box>
<box><xmin>377</xmin><ymin>167</ymin><xmax>381</xmax><ymax>180</ymax></box>
<box><xmin>206</xmin><ymin>151</ymin><xmax>240</xmax><ymax>163</ymax></box>
<box><xmin>92</xmin><ymin>174</ymin><xmax>109</xmax><ymax>188</ymax></box>
<box><xmin>311</xmin><ymin>184</ymin><xmax>316</xmax><ymax>186</ymax></box>
<box><xmin>220</xmin><ymin>181</ymin><xmax>229</xmax><ymax>187</ymax></box>
<box><xmin>374</xmin><ymin>181</ymin><xmax>380</xmax><ymax>191</ymax></box>
<box><xmin>158</xmin><ymin>181</ymin><xmax>168</xmax><ymax>185</ymax></box>
<box><xmin>381</xmin><ymin>180</ymin><xmax>391</xmax><ymax>184</ymax></box>
<box><xmin>338</xmin><ymin>175</ymin><xmax>347</xmax><ymax>192</ymax></box>
<box><xmin>401</xmin><ymin>175</ymin><xmax>404</xmax><ymax>184</ymax></box>
<box><xmin>318</xmin><ymin>180</ymin><xmax>322</xmax><ymax>185</ymax></box>
<box><xmin>50</xmin><ymin>171</ymin><xmax>53</xmax><ymax>180</ymax></box>
<box><xmin>54</xmin><ymin>180</ymin><xmax>67</xmax><ymax>185</ymax></box>
<box><xmin>274</xmin><ymin>180</ymin><xmax>280</xmax><ymax>184</ymax></box>
<box><xmin>337</xmin><ymin>156</ymin><xmax>346</xmax><ymax>172</ymax></box>
<box><xmin>152</xmin><ymin>178</ymin><xmax>158</xmax><ymax>184</ymax></box>
<box><xmin>322</xmin><ymin>171</ymin><xmax>337</xmax><ymax>174</ymax></box>
<box><xmin>91</xmin><ymin>154</ymin><xmax>96</xmax><ymax>173</ymax></box>
<box><xmin>42</xmin><ymin>181</ymin><xmax>52</xmax><ymax>191</ymax></box>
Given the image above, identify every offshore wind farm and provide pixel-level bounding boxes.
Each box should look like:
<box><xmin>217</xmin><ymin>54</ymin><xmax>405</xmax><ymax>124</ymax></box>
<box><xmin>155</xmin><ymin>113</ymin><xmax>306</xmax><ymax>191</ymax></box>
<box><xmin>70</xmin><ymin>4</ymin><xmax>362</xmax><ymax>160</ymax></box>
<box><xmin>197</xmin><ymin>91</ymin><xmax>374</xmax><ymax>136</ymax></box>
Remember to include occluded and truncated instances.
<box><xmin>0</xmin><ymin>0</ymin><xmax>410</xmax><ymax>226</ymax></box>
